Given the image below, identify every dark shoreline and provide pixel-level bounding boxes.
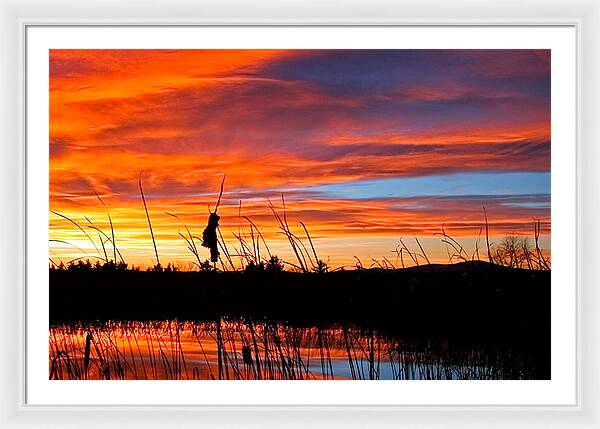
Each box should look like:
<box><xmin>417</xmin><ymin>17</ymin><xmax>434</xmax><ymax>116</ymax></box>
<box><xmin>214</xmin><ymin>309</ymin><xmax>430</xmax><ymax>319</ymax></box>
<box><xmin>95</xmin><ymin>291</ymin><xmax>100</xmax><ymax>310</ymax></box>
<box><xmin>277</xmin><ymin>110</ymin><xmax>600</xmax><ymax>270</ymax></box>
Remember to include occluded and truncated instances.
<box><xmin>49</xmin><ymin>261</ymin><xmax>551</xmax><ymax>379</ymax></box>
<box><xmin>50</xmin><ymin>262</ymin><xmax>548</xmax><ymax>335</ymax></box>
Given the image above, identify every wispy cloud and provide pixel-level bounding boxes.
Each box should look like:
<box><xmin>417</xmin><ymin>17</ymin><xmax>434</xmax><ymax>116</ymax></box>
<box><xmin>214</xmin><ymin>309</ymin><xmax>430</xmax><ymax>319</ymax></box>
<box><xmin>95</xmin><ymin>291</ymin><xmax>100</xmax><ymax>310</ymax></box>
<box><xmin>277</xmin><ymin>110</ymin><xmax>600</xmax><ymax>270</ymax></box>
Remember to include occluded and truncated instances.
<box><xmin>49</xmin><ymin>49</ymin><xmax>551</xmax><ymax>266</ymax></box>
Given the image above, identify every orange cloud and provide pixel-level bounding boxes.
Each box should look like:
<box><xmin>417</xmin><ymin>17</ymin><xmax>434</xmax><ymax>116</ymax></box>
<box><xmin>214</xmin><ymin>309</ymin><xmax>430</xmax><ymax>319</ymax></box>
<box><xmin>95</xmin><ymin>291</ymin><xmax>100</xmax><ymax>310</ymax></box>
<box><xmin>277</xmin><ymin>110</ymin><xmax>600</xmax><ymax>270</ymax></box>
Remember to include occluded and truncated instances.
<box><xmin>49</xmin><ymin>50</ymin><xmax>551</xmax><ymax>268</ymax></box>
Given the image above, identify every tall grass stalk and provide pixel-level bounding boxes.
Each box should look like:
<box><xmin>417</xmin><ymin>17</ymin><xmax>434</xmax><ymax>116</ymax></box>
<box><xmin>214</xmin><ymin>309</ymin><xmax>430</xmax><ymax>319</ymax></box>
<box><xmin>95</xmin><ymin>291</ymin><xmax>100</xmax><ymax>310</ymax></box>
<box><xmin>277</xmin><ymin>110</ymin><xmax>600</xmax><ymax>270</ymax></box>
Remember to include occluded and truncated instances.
<box><xmin>139</xmin><ymin>171</ymin><xmax>160</xmax><ymax>268</ymax></box>
<box><xmin>51</xmin><ymin>211</ymin><xmax>102</xmax><ymax>259</ymax></box>
<box><xmin>95</xmin><ymin>192</ymin><xmax>117</xmax><ymax>263</ymax></box>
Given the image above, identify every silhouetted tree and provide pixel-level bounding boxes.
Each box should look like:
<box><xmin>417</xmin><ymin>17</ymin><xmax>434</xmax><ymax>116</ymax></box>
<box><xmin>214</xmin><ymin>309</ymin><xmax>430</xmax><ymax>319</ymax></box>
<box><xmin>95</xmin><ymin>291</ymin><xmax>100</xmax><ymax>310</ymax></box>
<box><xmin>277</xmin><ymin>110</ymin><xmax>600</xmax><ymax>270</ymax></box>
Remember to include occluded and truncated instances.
<box><xmin>265</xmin><ymin>255</ymin><xmax>284</xmax><ymax>273</ymax></box>
<box><xmin>492</xmin><ymin>236</ymin><xmax>531</xmax><ymax>268</ymax></box>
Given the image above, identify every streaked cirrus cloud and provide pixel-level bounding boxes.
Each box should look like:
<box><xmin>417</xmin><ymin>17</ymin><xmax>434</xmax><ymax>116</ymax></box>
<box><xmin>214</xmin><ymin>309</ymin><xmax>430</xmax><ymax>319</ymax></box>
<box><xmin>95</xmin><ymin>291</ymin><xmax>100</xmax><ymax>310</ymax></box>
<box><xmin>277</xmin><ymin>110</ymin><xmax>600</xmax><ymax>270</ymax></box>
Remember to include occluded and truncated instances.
<box><xmin>50</xmin><ymin>49</ymin><xmax>550</xmax><ymax>267</ymax></box>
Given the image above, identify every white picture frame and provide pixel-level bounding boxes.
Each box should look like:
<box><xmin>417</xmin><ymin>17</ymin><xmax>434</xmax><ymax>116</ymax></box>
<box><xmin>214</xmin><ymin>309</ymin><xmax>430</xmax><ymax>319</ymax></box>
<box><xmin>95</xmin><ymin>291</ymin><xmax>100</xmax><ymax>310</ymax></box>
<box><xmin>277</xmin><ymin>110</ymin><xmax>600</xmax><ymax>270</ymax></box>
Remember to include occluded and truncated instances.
<box><xmin>1</xmin><ymin>0</ymin><xmax>599</xmax><ymax>427</ymax></box>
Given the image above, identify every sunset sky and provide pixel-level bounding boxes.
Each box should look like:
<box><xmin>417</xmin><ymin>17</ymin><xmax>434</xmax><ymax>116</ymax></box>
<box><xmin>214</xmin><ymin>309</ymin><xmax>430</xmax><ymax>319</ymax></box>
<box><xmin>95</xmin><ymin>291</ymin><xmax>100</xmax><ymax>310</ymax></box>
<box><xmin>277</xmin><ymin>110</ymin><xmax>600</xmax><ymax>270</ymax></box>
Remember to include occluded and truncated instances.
<box><xmin>49</xmin><ymin>49</ymin><xmax>551</xmax><ymax>269</ymax></box>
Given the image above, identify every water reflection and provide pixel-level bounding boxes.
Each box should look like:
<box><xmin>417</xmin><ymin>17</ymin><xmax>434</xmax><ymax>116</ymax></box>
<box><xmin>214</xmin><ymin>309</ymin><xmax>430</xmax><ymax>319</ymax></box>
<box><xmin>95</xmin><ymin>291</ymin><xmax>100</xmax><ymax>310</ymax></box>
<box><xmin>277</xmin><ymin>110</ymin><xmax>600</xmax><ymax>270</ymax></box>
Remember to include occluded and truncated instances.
<box><xmin>49</xmin><ymin>320</ymin><xmax>537</xmax><ymax>380</ymax></box>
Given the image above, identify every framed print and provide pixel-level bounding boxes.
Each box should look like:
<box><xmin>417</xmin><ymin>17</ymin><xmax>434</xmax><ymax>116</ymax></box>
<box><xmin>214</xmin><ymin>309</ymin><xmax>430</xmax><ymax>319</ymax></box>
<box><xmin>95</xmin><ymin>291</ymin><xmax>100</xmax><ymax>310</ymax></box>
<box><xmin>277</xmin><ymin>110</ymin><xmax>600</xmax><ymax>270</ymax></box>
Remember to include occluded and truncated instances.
<box><xmin>32</xmin><ymin>24</ymin><xmax>572</xmax><ymax>403</ymax></box>
<box><xmin>1</xmin><ymin>0</ymin><xmax>599</xmax><ymax>428</ymax></box>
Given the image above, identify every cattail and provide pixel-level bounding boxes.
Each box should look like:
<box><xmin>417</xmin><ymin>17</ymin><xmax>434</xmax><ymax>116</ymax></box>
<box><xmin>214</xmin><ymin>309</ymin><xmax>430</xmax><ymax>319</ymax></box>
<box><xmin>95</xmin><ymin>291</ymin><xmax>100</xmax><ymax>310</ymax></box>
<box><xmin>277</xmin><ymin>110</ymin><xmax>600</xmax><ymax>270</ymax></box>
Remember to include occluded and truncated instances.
<box><xmin>83</xmin><ymin>331</ymin><xmax>92</xmax><ymax>376</ymax></box>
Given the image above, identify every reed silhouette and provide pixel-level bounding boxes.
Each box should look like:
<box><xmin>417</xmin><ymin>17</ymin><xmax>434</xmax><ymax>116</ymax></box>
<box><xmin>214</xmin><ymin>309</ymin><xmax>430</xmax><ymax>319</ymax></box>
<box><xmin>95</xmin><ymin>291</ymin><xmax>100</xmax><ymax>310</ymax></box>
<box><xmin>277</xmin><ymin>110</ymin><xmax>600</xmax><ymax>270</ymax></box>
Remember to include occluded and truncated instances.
<box><xmin>202</xmin><ymin>174</ymin><xmax>226</xmax><ymax>264</ymax></box>
<box><xmin>49</xmin><ymin>171</ymin><xmax>550</xmax><ymax>273</ymax></box>
<box><xmin>48</xmin><ymin>174</ymin><xmax>551</xmax><ymax>381</ymax></box>
<box><xmin>49</xmin><ymin>319</ymin><xmax>548</xmax><ymax>380</ymax></box>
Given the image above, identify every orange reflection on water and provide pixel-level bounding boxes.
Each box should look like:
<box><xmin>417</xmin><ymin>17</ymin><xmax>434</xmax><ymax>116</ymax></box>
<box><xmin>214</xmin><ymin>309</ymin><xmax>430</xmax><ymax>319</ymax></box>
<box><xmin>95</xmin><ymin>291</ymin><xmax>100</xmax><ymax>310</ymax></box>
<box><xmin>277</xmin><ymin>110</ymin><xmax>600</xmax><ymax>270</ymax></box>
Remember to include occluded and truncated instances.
<box><xmin>49</xmin><ymin>320</ymin><xmax>537</xmax><ymax>380</ymax></box>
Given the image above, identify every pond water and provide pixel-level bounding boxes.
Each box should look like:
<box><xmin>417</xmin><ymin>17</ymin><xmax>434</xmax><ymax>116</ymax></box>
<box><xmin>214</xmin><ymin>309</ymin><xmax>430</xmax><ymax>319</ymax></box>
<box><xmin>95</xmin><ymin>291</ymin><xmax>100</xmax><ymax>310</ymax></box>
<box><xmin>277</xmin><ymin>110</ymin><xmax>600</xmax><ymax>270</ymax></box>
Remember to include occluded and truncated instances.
<box><xmin>49</xmin><ymin>320</ymin><xmax>538</xmax><ymax>380</ymax></box>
